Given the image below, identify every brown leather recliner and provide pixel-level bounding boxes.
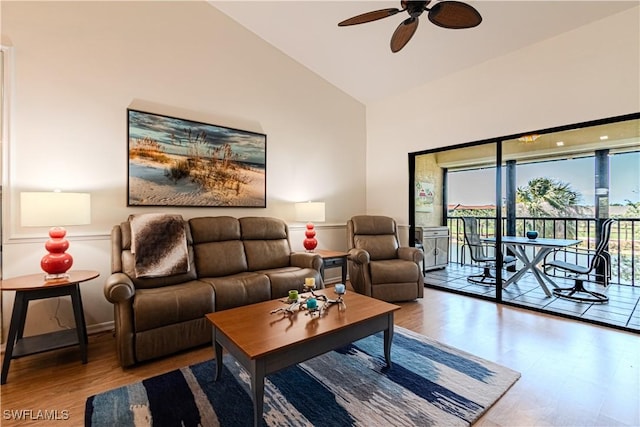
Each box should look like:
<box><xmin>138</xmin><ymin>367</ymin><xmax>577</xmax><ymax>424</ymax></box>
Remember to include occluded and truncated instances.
<box><xmin>347</xmin><ymin>215</ymin><xmax>424</xmax><ymax>302</ymax></box>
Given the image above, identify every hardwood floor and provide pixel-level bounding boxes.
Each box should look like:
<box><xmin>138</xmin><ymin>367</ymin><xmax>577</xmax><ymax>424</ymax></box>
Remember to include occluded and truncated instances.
<box><xmin>1</xmin><ymin>287</ymin><xmax>638</xmax><ymax>426</ymax></box>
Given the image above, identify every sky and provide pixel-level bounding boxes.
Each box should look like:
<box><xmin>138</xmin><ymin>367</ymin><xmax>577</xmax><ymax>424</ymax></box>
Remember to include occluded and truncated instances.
<box><xmin>448</xmin><ymin>151</ymin><xmax>640</xmax><ymax>206</ymax></box>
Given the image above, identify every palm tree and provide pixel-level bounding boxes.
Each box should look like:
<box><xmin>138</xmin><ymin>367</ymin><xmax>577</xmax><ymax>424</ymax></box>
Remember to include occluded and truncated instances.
<box><xmin>516</xmin><ymin>177</ymin><xmax>582</xmax><ymax>217</ymax></box>
<box><xmin>619</xmin><ymin>199</ymin><xmax>640</xmax><ymax>218</ymax></box>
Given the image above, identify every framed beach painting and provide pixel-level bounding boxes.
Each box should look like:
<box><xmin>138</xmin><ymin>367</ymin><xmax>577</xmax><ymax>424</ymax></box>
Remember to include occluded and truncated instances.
<box><xmin>127</xmin><ymin>109</ymin><xmax>266</xmax><ymax>207</ymax></box>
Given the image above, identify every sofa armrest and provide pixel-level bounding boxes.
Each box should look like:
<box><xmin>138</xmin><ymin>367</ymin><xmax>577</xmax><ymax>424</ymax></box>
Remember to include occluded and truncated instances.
<box><xmin>104</xmin><ymin>272</ymin><xmax>136</xmax><ymax>303</ymax></box>
<box><xmin>348</xmin><ymin>248</ymin><xmax>370</xmax><ymax>265</ymax></box>
<box><xmin>290</xmin><ymin>252</ymin><xmax>323</xmax><ymax>271</ymax></box>
<box><xmin>103</xmin><ymin>272</ymin><xmax>137</xmax><ymax>367</ymax></box>
<box><xmin>398</xmin><ymin>247</ymin><xmax>424</xmax><ymax>264</ymax></box>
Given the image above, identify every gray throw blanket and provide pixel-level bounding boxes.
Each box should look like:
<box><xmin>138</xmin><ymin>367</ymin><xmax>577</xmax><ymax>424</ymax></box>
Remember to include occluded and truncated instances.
<box><xmin>130</xmin><ymin>213</ymin><xmax>189</xmax><ymax>278</ymax></box>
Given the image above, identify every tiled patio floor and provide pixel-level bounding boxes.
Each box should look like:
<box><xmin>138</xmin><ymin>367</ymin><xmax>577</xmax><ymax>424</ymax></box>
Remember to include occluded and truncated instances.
<box><xmin>424</xmin><ymin>263</ymin><xmax>640</xmax><ymax>333</ymax></box>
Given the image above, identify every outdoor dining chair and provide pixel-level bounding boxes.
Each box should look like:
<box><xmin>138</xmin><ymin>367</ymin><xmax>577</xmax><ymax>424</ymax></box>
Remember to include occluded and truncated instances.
<box><xmin>543</xmin><ymin>218</ymin><xmax>615</xmax><ymax>303</ymax></box>
<box><xmin>462</xmin><ymin>217</ymin><xmax>516</xmax><ymax>286</ymax></box>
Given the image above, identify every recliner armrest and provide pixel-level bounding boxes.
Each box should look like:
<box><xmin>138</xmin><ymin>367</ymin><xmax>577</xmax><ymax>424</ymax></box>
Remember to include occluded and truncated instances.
<box><xmin>104</xmin><ymin>272</ymin><xmax>136</xmax><ymax>303</ymax></box>
<box><xmin>398</xmin><ymin>247</ymin><xmax>423</xmax><ymax>264</ymax></box>
<box><xmin>348</xmin><ymin>248</ymin><xmax>370</xmax><ymax>265</ymax></box>
<box><xmin>290</xmin><ymin>252</ymin><xmax>323</xmax><ymax>271</ymax></box>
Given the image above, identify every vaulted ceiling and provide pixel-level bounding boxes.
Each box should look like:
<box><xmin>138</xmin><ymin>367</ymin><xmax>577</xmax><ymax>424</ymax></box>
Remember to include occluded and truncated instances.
<box><xmin>212</xmin><ymin>1</ymin><xmax>638</xmax><ymax>104</ymax></box>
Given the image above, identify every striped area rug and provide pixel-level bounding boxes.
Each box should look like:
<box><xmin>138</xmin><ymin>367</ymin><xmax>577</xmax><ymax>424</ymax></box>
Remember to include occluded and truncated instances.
<box><xmin>85</xmin><ymin>326</ymin><xmax>520</xmax><ymax>426</ymax></box>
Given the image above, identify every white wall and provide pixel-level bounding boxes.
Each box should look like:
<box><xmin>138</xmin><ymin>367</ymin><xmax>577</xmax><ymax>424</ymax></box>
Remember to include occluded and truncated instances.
<box><xmin>366</xmin><ymin>7</ymin><xmax>640</xmax><ymax>224</ymax></box>
<box><xmin>0</xmin><ymin>1</ymin><xmax>366</xmax><ymax>337</ymax></box>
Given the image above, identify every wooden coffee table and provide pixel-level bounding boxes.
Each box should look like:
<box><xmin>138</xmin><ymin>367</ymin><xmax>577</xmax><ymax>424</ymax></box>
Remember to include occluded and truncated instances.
<box><xmin>205</xmin><ymin>289</ymin><xmax>400</xmax><ymax>427</ymax></box>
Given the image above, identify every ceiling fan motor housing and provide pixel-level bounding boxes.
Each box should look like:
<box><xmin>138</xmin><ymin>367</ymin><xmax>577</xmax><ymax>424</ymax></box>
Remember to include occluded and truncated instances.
<box><xmin>403</xmin><ymin>1</ymin><xmax>430</xmax><ymax>18</ymax></box>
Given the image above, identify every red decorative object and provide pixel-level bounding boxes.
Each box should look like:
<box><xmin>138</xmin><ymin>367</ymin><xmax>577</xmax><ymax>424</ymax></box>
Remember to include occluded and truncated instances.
<box><xmin>40</xmin><ymin>227</ymin><xmax>73</xmax><ymax>279</ymax></box>
<box><xmin>303</xmin><ymin>223</ymin><xmax>318</xmax><ymax>251</ymax></box>
<box><xmin>295</xmin><ymin>201</ymin><xmax>325</xmax><ymax>252</ymax></box>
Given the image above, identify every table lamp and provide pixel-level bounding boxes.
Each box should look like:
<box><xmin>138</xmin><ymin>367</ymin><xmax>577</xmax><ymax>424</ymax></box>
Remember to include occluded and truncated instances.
<box><xmin>295</xmin><ymin>201</ymin><xmax>325</xmax><ymax>252</ymax></box>
<box><xmin>20</xmin><ymin>191</ymin><xmax>91</xmax><ymax>280</ymax></box>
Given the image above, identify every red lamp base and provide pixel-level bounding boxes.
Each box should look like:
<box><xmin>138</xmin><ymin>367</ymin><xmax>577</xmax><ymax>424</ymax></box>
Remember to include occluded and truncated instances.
<box><xmin>303</xmin><ymin>222</ymin><xmax>318</xmax><ymax>252</ymax></box>
<box><xmin>41</xmin><ymin>227</ymin><xmax>73</xmax><ymax>280</ymax></box>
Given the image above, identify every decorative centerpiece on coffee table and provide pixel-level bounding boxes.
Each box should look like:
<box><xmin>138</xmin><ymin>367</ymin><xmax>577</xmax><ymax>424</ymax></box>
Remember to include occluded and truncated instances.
<box><xmin>269</xmin><ymin>298</ymin><xmax>303</xmax><ymax>316</ymax></box>
<box><xmin>269</xmin><ymin>281</ymin><xmax>347</xmax><ymax>317</ymax></box>
<box><xmin>302</xmin><ymin>281</ymin><xmax>346</xmax><ymax>316</ymax></box>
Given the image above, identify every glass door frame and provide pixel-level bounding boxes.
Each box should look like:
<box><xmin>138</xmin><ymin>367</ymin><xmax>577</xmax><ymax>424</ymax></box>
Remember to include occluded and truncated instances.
<box><xmin>409</xmin><ymin>111</ymin><xmax>640</xmax><ymax>308</ymax></box>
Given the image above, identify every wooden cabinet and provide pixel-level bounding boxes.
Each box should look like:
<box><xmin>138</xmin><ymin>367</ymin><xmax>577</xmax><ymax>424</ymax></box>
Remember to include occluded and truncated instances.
<box><xmin>417</xmin><ymin>226</ymin><xmax>449</xmax><ymax>272</ymax></box>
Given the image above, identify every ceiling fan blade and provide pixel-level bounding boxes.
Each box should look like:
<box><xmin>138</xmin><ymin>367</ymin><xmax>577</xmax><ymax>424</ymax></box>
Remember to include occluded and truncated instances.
<box><xmin>428</xmin><ymin>1</ymin><xmax>482</xmax><ymax>29</ymax></box>
<box><xmin>390</xmin><ymin>17</ymin><xmax>419</xmax><ymax>53</ymax></box>
<box><xmin>338</xmin><ymin>8</ymin><xmax>401</xmax><ymax>26</ymax></box>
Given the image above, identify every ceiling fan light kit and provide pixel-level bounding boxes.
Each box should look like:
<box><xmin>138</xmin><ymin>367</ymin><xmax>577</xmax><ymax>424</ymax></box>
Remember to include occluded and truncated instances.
<box><xmin>338</xmin><ymin>0</ymin><xmax>482</xmax><ymax>53</ymax></box>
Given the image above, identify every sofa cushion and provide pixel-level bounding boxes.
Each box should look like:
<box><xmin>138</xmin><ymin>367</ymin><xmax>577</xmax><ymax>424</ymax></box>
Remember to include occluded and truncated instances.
<box><xmin>370</xmin><ymin>259</ymin><xmax>420</xmax><ymax>284</ymax></box>
<box><xmin>258</xmin><ymin>267</ymin><xmax>322</xmax><ymax>299</ymax></box>
<box><xmin>194</xmin><ymin>240</ymin><xmax>248</xmax><ymax>277</ymax></box>
<box><xmin>189</xmin><ymin>216</ymin><xmax>241</xmax><ymax>243</ymax></box>
<box><xmin>353</xmin><ymin>235</ymin><xmax>399</xmax><ymax>261</ymax></box>
<box><xmin>351</xmin><ymin>215</ymin><xmax>396</xmax><ymax>235</ymax></box>
<box><xmin>243</xmin><ymin>240</ymin><xmax>291</xmax><ymax>270</ymax></box>
<box><xmin>190</xmin><ymin>216</ymin><xmax>248</xmax><ymax>277</ymax></box>
<box><xmin>240</xmin><ymin>216</ymin><xmax>288</xmax><ymax>240</ymax></box>
<box><xmin>133</xmin><ymin>280</ymin><xmax>214</xmax><ymax>332</ymax></box>
<box><xmin>200</xmin><ymin>273</ymin><xmax>271</xmax><ymax>311</ymax></box>
<box><xmin>240</xmin><ymin>217</ymin><xmax>292</xmax><ymax>271</ymax></box>
<box><xmin>350</xmin><ymin>215</ymin><xmax>400</xmax><ymax>261</ymax></box>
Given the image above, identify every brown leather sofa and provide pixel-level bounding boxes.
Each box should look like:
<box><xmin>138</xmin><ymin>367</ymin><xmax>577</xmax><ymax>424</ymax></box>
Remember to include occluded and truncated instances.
<box><xmin>347</xmin><ymin>215</ymin><xmax>424</xmax><ymax>302</ymax></box>
<box><xmin>104</xmin><ymin>215</ymin><xmax>324</xmax><ymax>367</ymax></box>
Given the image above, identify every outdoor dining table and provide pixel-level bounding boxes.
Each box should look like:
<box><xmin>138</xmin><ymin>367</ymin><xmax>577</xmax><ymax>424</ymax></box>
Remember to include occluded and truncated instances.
<box><xmin>484</xmin><ymin>236</ymin><xmax>581</xmax><ymax>297</ymax></box>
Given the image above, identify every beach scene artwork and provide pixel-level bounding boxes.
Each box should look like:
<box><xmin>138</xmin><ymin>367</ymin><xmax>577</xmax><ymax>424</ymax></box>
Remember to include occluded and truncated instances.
<box><xmin>128</xmin><ymin>109</ymin><xmax>266</xmax><ymax>207</ymax></box>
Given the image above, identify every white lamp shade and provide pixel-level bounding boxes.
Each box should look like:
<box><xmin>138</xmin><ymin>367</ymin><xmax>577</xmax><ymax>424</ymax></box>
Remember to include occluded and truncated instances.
<box><xmin>21</xmin><ymin>192</ymin><xmax>91</xmax><ymax>227</ymax></box>
<box><xmin>295</xmin><ymin>202</ymin><xmax>325</xmax><ymax>222</ymax></box>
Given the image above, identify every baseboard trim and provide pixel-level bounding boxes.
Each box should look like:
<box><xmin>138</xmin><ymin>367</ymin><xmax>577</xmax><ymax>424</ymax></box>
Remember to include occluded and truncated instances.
<box><xmin>88</xmin><ymin>321</ymin><xmax>115</xmax><ymax>336</ymax></box>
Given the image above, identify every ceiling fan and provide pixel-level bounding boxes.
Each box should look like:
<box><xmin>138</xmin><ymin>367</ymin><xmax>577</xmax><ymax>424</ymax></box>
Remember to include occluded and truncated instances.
<box><xmin>338</xmin><ymin>0</ymin><xmax>482</xmax><ymax>53</ymax></box>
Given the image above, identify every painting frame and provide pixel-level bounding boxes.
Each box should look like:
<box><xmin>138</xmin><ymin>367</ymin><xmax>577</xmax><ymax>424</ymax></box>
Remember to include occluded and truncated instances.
<box><xmin>127</xmin><ymin>109</ymin><xmax>267</xmax><ymax>208</ymax></box>
<box><xmin>415</xmin><ymin>181</ymin><xmax>434</xmax><ymax>213</ymax></box>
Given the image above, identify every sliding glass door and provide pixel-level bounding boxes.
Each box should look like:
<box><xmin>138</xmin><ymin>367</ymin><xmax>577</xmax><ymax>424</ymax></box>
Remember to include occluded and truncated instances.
<box><xmin>410</xmin><ymin>113</ymin><xmax>640</xmax><ymax>332</ymax></box>
<box><xmin>412</xmin><ymin>142</ymin><xmax>500</xmax><ymax>301</ymax></box>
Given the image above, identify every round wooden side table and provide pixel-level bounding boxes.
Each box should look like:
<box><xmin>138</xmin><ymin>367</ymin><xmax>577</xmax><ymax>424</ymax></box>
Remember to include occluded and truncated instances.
<box><xmin>0</xmin><ymin>270</ymin><xmax>99</xmax><ymax>384</ymax></box>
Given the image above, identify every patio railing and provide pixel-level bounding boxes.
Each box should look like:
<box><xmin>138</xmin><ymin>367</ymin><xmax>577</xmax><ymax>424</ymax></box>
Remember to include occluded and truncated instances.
<box><xmin>446</xmin><ymin>216</ymin><xmax>639</xmax><ymax>286</ymax></box>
